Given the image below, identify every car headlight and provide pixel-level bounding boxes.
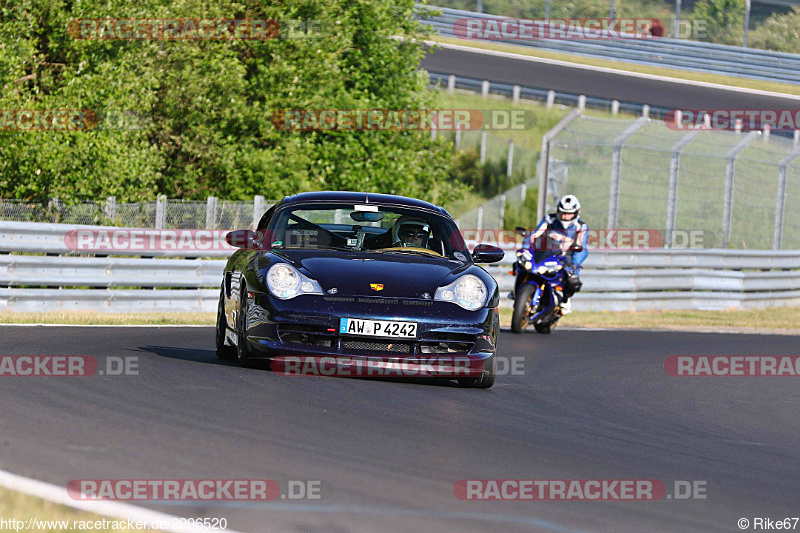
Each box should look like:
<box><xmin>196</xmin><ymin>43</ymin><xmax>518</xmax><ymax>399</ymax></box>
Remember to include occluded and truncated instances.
<box><xmin>265</xmin><ymin>263</ymin><xmax>323</xmax><ymax>300</ymax></box>
<box><xmin>434</xmin><ymin>274</ymin><xmax>488</xmax><ymax>310</ymax></box>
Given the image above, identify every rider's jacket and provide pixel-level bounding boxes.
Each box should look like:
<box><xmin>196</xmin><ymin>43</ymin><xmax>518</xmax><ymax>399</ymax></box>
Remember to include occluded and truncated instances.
<box><xmin>522</xmin><ymin>214</ymin><xmax>589</xmax><ymax>268</ymax></box>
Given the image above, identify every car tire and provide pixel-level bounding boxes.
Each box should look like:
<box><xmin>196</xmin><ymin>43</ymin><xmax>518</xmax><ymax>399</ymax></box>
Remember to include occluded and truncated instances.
<box><xmin>511</xmin><ymin>284</ymin><xmax>535</xmax><ymax>334</ymax></box>
<box><xmin>236</xmin><ymin>289</ymin><xmax>254</xmax><ymax>366</ymax></box>
<box><xmin>216</xmin><ymin>286</ymin><xmax>237</xmax><ymax>361</ymax></box>
<box><xmin>458</xmin><ymin>355</ymin><xmax>496</xmax><ymax>389</ymax></box>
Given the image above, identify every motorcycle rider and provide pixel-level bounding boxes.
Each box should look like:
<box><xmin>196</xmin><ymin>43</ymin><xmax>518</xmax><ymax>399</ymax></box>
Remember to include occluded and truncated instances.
<box><xmin>521</xmin><ymin>195</ymin><xmax>588</xmax><ymax>314</ymax></box>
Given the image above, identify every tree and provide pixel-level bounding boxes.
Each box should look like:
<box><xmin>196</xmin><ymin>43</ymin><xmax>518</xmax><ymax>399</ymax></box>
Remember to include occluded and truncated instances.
<box><xmin>0</xmin><ymin>0</ymin><xmax>467</xmax><ymax>205</ymax></box>
<box><xmin>749</xmin><ymin>7</ymin><xmax>800</xmax><ymax>53</ymax></box>
<box><xmin>690</xmin><ymin>0</ymin><xmax>746</xmax><ymax>46</ymax></box>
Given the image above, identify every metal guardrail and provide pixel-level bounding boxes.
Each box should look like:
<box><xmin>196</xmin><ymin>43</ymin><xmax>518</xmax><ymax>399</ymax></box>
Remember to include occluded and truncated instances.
<box><xmin>0</xmin><ymin>288</ymin><xmax>218</xmax><ymax>313</ymax></box>
<box><xmin>0</xmin><ymin>256</ymin><xmax>226</xmax><ymax>288</ymax></box>
<box><xmin>419</xmin><ymin>5</ymin><xmax>800</xmax><ymax>85</ymax></box>
<box><xmin>0</xmin><ymin>221</ymin><xmax>798</xmax><ymax>312</ymax></box>
<box><xmin>428</xmin><ymin>72</ymin><xmax>671</xmax><ymax>119</ymax></box>
<box><xmin>0</xmin><ymin>221</ymin><xmax>235</xmax><ymax>258</ymax></box>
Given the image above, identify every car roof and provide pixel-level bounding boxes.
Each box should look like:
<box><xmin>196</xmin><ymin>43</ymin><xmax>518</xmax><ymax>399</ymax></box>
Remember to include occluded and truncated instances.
<box><xmin>277</xmin><ymin>191</ymin><xmax>452</xmax><ymax>218</ymax></box>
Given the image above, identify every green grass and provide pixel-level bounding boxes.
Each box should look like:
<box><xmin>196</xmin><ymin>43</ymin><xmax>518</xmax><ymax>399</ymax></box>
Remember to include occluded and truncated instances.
<box><xmin>0</xmin><ymin>312</ymin><xmax>215</xmax><ymax>325</ymax></box>
<box><xmin>3</xmin><ymin>308</ymin><xmax>799</xmax><ymax>332</ymax></box>
<box><xmin>499</xmin><ymin>307</ymin><xmax>800</xmax><ymax>331</ymax></box>
<box><xmin>0</xmin><ymin>486</ymin><xmax>161</xmax><ymax>533</ymax></box>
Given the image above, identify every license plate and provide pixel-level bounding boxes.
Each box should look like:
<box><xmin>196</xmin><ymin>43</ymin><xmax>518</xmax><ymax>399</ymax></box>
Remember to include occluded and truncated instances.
<box><xmin>339</xmin><ymin>318</ymin><xmax>417</xmax><ymax>339</ymax></box>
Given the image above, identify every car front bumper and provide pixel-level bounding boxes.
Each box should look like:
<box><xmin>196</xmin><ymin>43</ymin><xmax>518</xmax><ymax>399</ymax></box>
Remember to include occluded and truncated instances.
<box><xmin>242</xmin><ymin>292</ymin><xmax>498</xmax><ymax>365</ymax></box>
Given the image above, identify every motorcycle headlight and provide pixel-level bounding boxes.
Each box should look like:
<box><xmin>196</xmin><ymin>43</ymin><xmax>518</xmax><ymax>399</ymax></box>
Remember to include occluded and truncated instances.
<box><xmin>266</xmin><ymin>263</ymin><xmax>323</xmax><ymax>300</ymax></box>
<box><xmin>535</xmin><ymin>262</ymin><xmax>562</xmax><ymax>276</ymax></box>
<box><xmin>434</xmin><ymin>274</ymin><xmax>488</xmax><ymax>311</ymax></box>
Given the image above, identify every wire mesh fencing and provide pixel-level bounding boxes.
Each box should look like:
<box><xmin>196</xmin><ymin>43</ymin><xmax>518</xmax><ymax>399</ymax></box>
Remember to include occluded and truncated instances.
<box><xmin>543</xmin><ymin>114</ymin><xmax>800</xmax><ymax>250</ymax></box>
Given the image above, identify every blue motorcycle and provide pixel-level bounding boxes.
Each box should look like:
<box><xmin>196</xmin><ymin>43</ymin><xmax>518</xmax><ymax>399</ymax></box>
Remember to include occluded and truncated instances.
<box><xmin>510</xmin><ymin>227</ymin><xmax>573</xmax><ymax>334</ymax></box>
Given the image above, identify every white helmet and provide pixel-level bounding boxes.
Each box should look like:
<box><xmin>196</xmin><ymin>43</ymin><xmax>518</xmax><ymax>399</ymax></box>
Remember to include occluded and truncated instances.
<box><xmin>392</xmin><ymin>216</ymin><xmax>430</xmax><ymax>248</ymax></box>
<box><xmin>557</xmin><ymin>195</ymin><xmax>581</xmax><ymax>225</ymax></box>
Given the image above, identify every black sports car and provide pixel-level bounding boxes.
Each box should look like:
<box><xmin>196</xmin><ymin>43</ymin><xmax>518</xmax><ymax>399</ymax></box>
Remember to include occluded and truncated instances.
<box><xmin>216</xmin><ymin>191</ymin><xmax>504</xmax><ymax>388</ymax></box>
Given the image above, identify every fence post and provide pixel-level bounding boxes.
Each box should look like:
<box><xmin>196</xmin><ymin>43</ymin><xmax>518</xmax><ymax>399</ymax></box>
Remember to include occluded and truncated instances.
<box><xmin>206</xmin><ymin>196</ymin><xmax>218</xmax><ymax>229</ymax></box>
<box><xmin>774</xmin><ymin>149</ymin><xmax>800</xmax><ymax>250</ymax></box>
<box><xmin>48</xmin><ymin>197</ymin><xmax>61</xmax><ymax>224</ymax></box>
<box><xmin>481</xmin><ymin>80</ymin><xmax>490</xmax><ymax>98</ymax></box>
<box><xmin>521</xmin><ymin>183</ymin><xmax>527</xmax><ymax>203</ymax></box>
<box><xmin>480</xmin><ymin>130</ymin><xmax>487</xmax><ymax>164</ymax></box>
<box><xmin>512</xmin><ymin>85</ymin><xmax>521</xmax><ymax>104</ymax></box>
<box><xmin>155</xmin><ymin>195</ymin><xmax>166</xmax><ymax>229</ymax></box>
<box><xmin>431</xmin><ymin>127</ymin><xmax>437</xmax><ymax>141</ymax></box>
<box><xmin>455</xmin><ymin>127</ymin><xmax>462</xmax><ymax>150</ymax></box>
<box><xmin>722</xmin><ymin>131</ymin><xmax>758</xmax><ymax>248</ymax></box>
<box><xmin>447</xmin><ymin>75</ymin><xmax>456</xmax><ymax>93</ymax></box>
<box><xmin>506</xmin><ymin>141</ymin><xmax>514</xmax><ymax>177</ymax></box>
<box><xmin>608</xmin><ymin>117</ymin><xmax>649</xmax><ymax>230</ymax></box>
<box><xmin>665</xmin><ymin>130</ymin><xmax>700</xmax><ymax>247</ymax></box>
<box><xmin>253</xmin><ymin>195</ymin><xmax>265</xmax><ymax>230</ymax></box>
<box><xmin>577</xmin><ymin>95</ymin><xmax>586</xmax><ymax>111</ymax></box>
<box><xmin>611</xmin><ymin>100</ymin><xmax>619</xmax><ymax>115</ymax></box>
<box><xmin>641</xmin><ymin>105</ymin><xmax>650</xmax><ymax>118</ymax></box>
<box><xmin>104</xmin><ymin>196</ymin><xmax>116</xmax><ymax>223</ymax></box>
<box><xmin>499</xmin><ymin>194</ymin><xmax>507</xmax><ymax>227</ymax></box>
<box><xmin>476</xmin><ymin>206</ymin><xmax>483</xmax><ymax>232</ymax></box>
<box><xmin>537</xmin><ymin>109</ymin><xmax>582</xmax><ymax>221</ymax></box>
<box><xmin>794</xmin><ymin>130</ymin><xmax>799</xmax><ymax>146</ymax></box>
<box><xmin>546</xmin><ymin>90</ymin><xmax>555</xmax><ymax>109</ymax></box>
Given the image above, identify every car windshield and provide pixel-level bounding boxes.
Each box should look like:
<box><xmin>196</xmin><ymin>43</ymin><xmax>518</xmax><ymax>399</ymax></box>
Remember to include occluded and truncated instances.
<box><xmin>266</xmin><ymin>202</ymin><xmax>470</xmax><ymax>261</ymax></box>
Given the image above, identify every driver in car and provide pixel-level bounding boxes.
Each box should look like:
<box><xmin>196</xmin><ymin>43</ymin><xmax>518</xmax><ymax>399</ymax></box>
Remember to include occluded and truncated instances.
<box><xmin>392</xmin><ymin>216</ymin><xmax>431</xmax><ymax>249</ymax></box>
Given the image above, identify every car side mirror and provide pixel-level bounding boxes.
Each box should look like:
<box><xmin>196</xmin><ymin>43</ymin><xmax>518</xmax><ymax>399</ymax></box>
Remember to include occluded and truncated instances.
<box><xmin>226</xmin><ymin>229</ymin><xmax>260</xmax><ymax>249</ymax></box>
<box><xmin>515</xmin><ymin>226</ymin><xmax>528</xmax><ymax>236</ymax></box>
<box><xmin>472</xmin><ymin>244</ymin><xmax>504</xmax><ymax>264</ymax></box>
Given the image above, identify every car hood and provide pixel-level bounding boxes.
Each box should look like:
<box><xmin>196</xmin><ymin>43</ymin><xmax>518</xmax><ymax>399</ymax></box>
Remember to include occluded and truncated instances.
<box><xmin>271</xmin><ymin>249</ymin><xmax>466</xmax><ymax>298</ymax></box>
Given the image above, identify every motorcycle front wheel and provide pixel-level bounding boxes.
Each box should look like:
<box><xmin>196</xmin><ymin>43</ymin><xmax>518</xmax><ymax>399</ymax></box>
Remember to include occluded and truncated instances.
<box><xmin>511</xmin><ymin>284</ymin><xmax>536</xmax><ymax>333</ymax></box>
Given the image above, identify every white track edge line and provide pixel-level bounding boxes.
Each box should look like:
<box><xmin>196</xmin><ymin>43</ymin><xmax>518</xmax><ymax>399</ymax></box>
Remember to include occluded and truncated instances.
<box><xmin>0</xmin><ymin>468</ymin><xmax>245</xmax><ymax>533</ymax></box>
<box><xmin>424</xmin><ymin>40</ymin><xmax>800</xmax><ymax>101</ymax></box>
<box><xmin>0</xmin><ymin>324</ymin><xmax>212</xmax><ymax>328</ymax></box>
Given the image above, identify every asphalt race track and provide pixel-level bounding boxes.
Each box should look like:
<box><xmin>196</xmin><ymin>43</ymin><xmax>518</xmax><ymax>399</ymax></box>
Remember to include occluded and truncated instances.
<box><xmin>1</xmin><ymin>325</ymin><xmax>799</xmax><ymax>532</ymax></box>
<box><xmin>421</xmin><ymin>46</ymin><xmax>800</xmax><ymax>111</ymax></box>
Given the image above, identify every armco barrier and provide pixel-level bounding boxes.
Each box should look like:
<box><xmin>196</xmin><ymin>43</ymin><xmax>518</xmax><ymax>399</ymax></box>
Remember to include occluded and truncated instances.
<box><xmin>418</xmin><ymin>5</ymin><xmax>800</xmax><ymax>85</ymax></box>
<box><xmin>1</xmin><ymin>221</ymin><xmax>798</xmax><ymax>312</ymax></box>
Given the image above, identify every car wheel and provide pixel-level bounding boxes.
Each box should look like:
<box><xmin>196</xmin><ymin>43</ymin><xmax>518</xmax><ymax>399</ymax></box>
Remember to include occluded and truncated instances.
<box><xmin>216</xmin><ymin>286</ymin><xmax>237</xmax><ymax>361</ymax></box>
<box><xmin>511</xmin><ymin>284</ymin><xmax>535</xmax><ymax>334</ymax></box>
<box><xmin>458</xmin><ymin>355</ymin><xmax>496</xmax><ymax>389</ymax></box>
<box><xmin>236</xmin><ymin>289</ymin><xmax>253</xmax><ymax>366</ymax></box>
